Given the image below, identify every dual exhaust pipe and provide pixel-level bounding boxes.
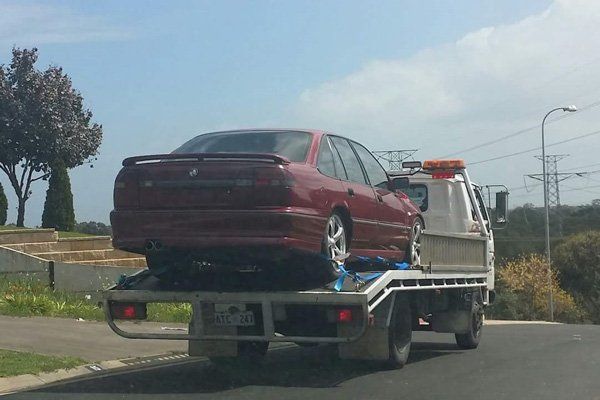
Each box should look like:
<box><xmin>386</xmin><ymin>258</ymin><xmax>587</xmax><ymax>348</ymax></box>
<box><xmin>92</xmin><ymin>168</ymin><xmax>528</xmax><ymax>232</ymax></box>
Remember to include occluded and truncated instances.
<box><xmin>145</xmin><ymin>240</ymin><xmax>163</xmax><ymax>252</ymax></box>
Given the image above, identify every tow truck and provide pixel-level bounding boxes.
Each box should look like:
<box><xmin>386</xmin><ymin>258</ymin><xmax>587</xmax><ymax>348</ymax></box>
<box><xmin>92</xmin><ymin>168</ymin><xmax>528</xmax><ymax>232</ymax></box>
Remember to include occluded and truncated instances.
<box><xmin>102</xmin><ymin>159</ymin><xmax>509</xmax><ymax>368</ymax></box>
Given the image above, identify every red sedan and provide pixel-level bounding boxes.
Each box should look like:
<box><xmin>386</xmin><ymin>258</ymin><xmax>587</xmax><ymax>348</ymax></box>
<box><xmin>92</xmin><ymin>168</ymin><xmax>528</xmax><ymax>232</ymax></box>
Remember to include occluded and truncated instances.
<box><xmin>111</xmin><ymin>129</ymin><xmax>422</xmax><ymax>283</ymax></box>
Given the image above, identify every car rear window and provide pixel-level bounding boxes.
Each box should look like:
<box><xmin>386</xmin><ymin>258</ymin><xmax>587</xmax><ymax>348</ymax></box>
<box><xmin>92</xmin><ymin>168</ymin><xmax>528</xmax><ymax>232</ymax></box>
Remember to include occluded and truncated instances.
<box><xmin>172</xmin><ymin>130</ymin><xmax>313</xmax><ymax>162</ymax></box>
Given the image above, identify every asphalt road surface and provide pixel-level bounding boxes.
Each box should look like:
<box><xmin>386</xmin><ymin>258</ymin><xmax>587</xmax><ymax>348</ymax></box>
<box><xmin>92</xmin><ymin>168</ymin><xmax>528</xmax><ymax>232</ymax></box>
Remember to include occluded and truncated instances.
<box><xmin>7</xmin><ymin>323</ymin><xmax>600</xmax><ymax>400</ymax></box>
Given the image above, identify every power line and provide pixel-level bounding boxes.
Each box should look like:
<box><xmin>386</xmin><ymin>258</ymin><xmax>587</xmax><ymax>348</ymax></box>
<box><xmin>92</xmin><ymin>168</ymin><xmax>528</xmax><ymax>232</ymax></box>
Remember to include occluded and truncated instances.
<box><xmin>469</xmin><ymin>128</ymin><xmax>600</xmax><ymax>165</ymax></box>
<box><xmin>562</xmin><ymin>161</ymin><xmax>600</xmax><ymax>172</ymax></box>
<box><xmin>440</xmin><ymin>100</ymin><xmax>600</xmax><ymax>158</ymax></box>
<box><xmin>562</xmin><ymin>183</ymin><xmax>600</xmax><ymax>195</ymax></box>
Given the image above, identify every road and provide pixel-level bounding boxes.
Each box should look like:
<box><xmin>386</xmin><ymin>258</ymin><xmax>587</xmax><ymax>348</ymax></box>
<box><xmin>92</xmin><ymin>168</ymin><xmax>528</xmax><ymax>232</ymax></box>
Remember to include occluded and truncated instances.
<box><xmin>0</xmin><ymin>315</ymin><xmax>186</xmax><ymax>361</ymax></box>
<box><xmin>6</xmin><ymin>323</ymin><xmax>600</xmax><ymax>400</ymax></box>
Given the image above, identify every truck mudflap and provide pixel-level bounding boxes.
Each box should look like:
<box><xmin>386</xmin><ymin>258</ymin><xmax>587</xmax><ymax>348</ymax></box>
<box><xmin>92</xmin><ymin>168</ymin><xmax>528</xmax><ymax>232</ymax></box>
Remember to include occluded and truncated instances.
<box><xmin>103</xmin><ymin>269</ymin><xmax>489</xmax><ymax>344</ymax></box>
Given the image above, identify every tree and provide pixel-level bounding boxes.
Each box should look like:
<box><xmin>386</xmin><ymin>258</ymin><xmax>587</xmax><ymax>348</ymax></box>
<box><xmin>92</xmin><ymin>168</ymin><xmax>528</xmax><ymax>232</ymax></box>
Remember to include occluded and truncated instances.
<box><xmin>0</xmin><ymin>182</ymin><xmax>7</xmax><ymax>225</ymax></box>
<box><xmin>41</xmin><ymin>159</ymin><xmax>75</xmax><ymax>231</ymax></box>
<box><xmin>554</xmin><ymin>231</ymin><xmax>600</xmax><ymax>323</ymax></box>
<box><xmin>488</xmin><ymin>253</ymin><xmax>584</xmax><ymax>323</ymax></box>
<box><xmin>0</xmin><ymin>48</ymin><xmax>102</xmax><ymax>226</ymax></box>
<box><xmin>74</xmin><ymin>221</ymin><xmax>112</xmax><ymax>236</ymax></box>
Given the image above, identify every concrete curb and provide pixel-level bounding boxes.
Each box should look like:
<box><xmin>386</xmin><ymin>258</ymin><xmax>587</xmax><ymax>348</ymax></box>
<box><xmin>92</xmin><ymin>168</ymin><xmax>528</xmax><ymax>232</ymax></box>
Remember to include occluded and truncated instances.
<box><xmin>484</xmin><ymin>319</ymin><xmax>562</xmax><ymax>325</ymax></box>
<box><xmin>0</xmin><ymin>352</ymin><xmax>196</xmax><ymax>396</ymax></box>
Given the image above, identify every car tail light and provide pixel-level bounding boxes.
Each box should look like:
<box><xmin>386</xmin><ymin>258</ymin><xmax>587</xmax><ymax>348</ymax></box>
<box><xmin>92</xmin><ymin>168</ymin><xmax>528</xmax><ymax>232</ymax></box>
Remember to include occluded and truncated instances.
<box><xmin>252</xmin><ymin>167</ymin><xmax>294</xmax><ymax>207</ymax></box>
<box><xmin>110</xmin><ymin>302</ymin><xmax>147</xmax><ymax>320</ymax></box>
<box><xmin>114</xmin><ymin>168</ymin><xmax>140</xmax><ymax>208</ymax></box>
<box><xmin>253</xmin><ymin>167</ymin><xmax>294</xmax><ymax>187</ymax></box>
<box><xmin>337</xmin><ymin>308</ymin><xmax>353</xmax><ymax>323</ymax></box>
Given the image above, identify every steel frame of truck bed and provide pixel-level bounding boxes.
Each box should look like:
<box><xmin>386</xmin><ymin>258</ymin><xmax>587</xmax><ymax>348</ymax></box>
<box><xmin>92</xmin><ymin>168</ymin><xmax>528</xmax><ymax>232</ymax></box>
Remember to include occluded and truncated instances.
<box><xmin>103</xmin><ymin>268</ymin><xmax>489</xmax><ymax>344</ymax></box>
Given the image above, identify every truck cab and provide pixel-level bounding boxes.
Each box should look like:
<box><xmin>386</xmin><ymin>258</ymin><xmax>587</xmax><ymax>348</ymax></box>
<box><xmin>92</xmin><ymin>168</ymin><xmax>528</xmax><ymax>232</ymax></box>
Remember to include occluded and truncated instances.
<box><xmin>389</xmin><ymin>159</ymin><xmax>508</xmax><ymax>292</ymax></box>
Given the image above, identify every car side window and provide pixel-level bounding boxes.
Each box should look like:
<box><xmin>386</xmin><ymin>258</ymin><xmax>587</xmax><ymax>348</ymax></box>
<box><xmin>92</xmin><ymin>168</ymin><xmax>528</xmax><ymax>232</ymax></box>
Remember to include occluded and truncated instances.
<box><xmin>330</xmin><ymin>137</ymin><xmax>367</xmax><ymax>185</ymax></box>
<box><xmin>329</xmin><ymin>137</ymin><xmax>347</xmax><ymax>179</ymax></box>
<box><xmin>317</xmin><ymin>136</ymin><xmax>337</xmax><ymax>178</ymax></box>
<box><xmin>317</xmin><ymin>136</ymin><xmax>348</xmax><ymax>180</ymax></box>
<box><xmin>351</xmin><ymin>142</ymin><xmax>389</xmax><ymax>189</ymax></box>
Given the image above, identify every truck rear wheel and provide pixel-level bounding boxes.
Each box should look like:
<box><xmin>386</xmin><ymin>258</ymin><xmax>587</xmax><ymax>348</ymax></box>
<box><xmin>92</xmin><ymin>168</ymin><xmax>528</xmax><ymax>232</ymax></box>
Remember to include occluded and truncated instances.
<box><xmin>455</xmin><ymin>290</ymin><xmax>484</xmax><ymax>349</ymax></box>
<box><xmin>388</xmin><ymin>294</ymin><xmax>412</xmax><ymax>368</ymax></box>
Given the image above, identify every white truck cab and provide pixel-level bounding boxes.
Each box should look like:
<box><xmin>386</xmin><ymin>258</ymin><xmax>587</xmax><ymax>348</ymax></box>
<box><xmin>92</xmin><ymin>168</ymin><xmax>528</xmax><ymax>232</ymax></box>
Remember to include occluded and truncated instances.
<box><xmin>389</xmin><ymin>159</ymin><xmax>509</xmax><ymax>293</ymax></box>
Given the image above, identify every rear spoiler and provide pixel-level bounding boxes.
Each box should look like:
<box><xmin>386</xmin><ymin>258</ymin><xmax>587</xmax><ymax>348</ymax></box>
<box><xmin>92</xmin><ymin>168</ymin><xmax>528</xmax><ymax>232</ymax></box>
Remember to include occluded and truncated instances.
<box><xmin>122</xmin><ymin>153</ymin><xmax>291</xmax><ymax>167</ymax></box>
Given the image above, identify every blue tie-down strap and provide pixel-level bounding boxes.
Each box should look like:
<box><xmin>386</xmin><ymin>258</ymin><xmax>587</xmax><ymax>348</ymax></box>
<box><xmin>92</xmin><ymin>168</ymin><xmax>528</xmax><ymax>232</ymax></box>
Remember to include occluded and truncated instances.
<box><xmin>332</xmin><ymin>258</ymin><xmax>411</xmax><ymax>292</ymax></box>
<box><xmin>333</xmin><ymin>264</ymin><xmax>383</xmax><ymax>292</ymax></box>
<box><xmin>395</xmin><ymin>262</ymin><xmax>410</xmax><ymax>270</ymax></box>
<box><xmin>348</xmin><ymin>256</ymin><xmax>410</xmax><ymax>271</ymax></box>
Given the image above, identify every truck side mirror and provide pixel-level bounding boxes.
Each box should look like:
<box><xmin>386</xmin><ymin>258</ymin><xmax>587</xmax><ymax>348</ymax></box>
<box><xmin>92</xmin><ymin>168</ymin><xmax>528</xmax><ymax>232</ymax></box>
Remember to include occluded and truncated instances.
<box><xmin>389</xmin><ymin>177</ymin><xmax>409</xmax><ymax>191</ymax></box>
<box><xmin>493</xmin><ymin>191</ymin><xmax>509</xmax><ymax>228</ymax></box>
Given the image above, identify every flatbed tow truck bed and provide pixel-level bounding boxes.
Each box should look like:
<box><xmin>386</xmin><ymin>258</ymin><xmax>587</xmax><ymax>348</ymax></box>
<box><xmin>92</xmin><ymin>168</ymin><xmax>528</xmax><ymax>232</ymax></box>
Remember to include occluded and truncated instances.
<box><xmin>104</xmin><ymin>264</ymin><xmax>489</xmax><ymax>343</ymax></box>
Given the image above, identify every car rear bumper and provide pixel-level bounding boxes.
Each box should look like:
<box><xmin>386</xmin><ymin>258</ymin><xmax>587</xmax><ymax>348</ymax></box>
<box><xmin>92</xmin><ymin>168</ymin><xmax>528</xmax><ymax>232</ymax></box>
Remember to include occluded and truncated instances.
<box><xmin>110</xmin><ymin>208</ymin><xmax>326</xmax><ymax>254</ymax></box>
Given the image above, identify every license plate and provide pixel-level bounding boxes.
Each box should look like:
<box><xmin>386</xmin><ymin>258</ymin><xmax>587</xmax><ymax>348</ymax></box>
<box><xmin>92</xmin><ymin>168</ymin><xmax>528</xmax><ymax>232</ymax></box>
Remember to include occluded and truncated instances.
<box><xmin>214</xmin><ymin>310</ymin><xmax>255</xmax><ymax>326</ymax></box>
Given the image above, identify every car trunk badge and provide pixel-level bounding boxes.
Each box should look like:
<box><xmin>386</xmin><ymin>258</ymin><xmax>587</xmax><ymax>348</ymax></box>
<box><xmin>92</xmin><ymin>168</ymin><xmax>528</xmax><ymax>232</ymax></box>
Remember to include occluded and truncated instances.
<box><xmin>189</xmin><ymin>168</ymin><xmax>199</xmax><ymax>177</ymax></box>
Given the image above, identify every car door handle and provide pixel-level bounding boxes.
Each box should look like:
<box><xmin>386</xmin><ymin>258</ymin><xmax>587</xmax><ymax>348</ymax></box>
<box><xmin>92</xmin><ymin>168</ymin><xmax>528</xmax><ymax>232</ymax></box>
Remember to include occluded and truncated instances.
<box><xmin>376</xmin><ymin>194</ymin><xmax>383</xmax><ymax>203</ymax></box>
<box><xmin>347</xmin><ymin>188</ymin><xmax>355</xmax><ymax>197</ymax></box>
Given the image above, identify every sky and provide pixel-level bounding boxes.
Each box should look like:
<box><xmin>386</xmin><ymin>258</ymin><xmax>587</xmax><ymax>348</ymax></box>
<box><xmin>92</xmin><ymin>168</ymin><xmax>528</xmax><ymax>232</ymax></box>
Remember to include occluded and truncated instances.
<box><xmin>1</xmin><ymin>0</ymin><xmax>600</xmax><ymax>226</ymax></box>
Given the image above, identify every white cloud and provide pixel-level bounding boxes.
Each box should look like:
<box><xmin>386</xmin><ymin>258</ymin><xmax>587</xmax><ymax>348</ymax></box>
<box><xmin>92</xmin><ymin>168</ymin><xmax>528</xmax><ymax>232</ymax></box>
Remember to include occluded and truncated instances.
<box><xmin>293</xmin><ymin>0</ymin><xmax>600</xmax><ymax>205</ymax></box>
<box><xmin>0</xmin><ymin>2</ymin><xmax>131</xmax><ymax>45</ymax></box>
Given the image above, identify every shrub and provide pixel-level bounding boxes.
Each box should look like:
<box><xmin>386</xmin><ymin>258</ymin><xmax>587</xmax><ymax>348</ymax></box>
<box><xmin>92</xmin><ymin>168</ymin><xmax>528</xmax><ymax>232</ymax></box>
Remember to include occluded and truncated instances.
<box><xmin>488</xmin><ymin>253</ymin><xmax>585</xmax><ymax>323</ymax></box>
<box><xmin>553</xmin><ymin>231</ymin><xmax>600</xmax><ymax>323</ymax></box>
<box><xmin>74</xmin><ymin>221</ymin><xmax>112</xmax><ymax>236</ymax></box>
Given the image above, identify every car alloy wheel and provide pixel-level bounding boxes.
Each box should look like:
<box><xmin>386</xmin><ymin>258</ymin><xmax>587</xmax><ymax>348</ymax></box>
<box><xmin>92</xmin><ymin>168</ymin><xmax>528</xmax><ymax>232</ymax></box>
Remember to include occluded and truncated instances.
<box><xmin>410</xmin><ymin>220</ymin><xmax>422</xmax><ymax>266</ymax></box>
<box><xmin>326</xmin><ymin>213</ymin><xmax>347</xmax><ymax>271</ymax></box>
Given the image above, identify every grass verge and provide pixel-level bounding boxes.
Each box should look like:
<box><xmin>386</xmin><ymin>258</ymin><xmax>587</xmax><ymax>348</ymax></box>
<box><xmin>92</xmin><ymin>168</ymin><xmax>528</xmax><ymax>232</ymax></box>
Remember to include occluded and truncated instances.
<box><xmin>0</xmin><ymin>277</ymin><xmax>191</xmax><ymax>323</ymax></box>
<box><xmin>0</xmin><ymin>225</ymin><xmax>28</xmax><ymax>231</ymax></box>
<box><xmin>0</xmin><ymin>349</ymin><xmax>85</xmax><ymax>378</ymax></box>
<box><xmin>57</xmin><ymin>231</ymin><xmax>96</xmax><ymax>239</ymax></box>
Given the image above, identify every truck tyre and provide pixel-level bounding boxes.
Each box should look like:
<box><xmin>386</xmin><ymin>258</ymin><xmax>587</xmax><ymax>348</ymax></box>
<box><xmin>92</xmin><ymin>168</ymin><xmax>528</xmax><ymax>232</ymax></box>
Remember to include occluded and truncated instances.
<box><xmin>404</xmin><ymin>218</ymin><xmax>423</xmax><ymax>267</ymax></box>
<box><xmin>388</xmin><ymin>294</ymin><xmax>412</xmax><ymax>368</ymax></box>
<box><xmin>455</xmin><ymin>290</ymin><xmax>484</xmax><ymax>349</ymax></box>
<box><xmin>322</xmin><ymin>211</ymin><xmax>350</xmax><ymax>280</ymax></box>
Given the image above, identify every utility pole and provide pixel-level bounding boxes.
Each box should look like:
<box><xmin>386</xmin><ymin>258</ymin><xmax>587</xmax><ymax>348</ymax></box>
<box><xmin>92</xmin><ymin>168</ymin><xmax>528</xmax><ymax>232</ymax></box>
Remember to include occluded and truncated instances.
<box><xmin>527</xmin><ymin>155</ymin><xmax>568</xmax><ymax>207</ymax></box>
<box><xmin>525</xmin><ymin>154</ymin><xmax>591</xmax><ymax>209</ymax></box>
<box><xmin>373</xmin><ymin>150</ymin><xmax>419</xmax><ymax>170</ymax></box>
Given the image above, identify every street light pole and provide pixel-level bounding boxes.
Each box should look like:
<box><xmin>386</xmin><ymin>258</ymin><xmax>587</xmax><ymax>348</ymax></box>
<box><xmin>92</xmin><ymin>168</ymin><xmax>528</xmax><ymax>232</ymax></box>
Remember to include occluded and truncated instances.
<box><xmin>541</xmin><ymin>105</ymin><xmax>577</xmax><ymax>322</ymax></box>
